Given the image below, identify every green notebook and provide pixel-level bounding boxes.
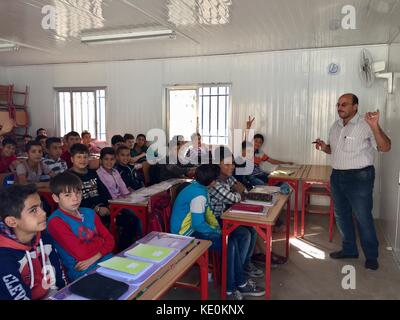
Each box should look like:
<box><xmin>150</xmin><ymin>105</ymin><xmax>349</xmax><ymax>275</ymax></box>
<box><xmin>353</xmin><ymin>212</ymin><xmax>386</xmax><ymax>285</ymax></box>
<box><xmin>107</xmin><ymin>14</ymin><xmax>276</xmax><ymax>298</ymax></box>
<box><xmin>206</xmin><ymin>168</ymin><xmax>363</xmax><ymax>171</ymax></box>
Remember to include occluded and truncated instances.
<box><xmin>124</xmin><ymin>243</ymin><xmax>175</xmax><ymax>263</ymax></box>
<box><xmin>98</xmin><ymin>256</ymin><xmax>152</xmax><ymax>275</ymax></box>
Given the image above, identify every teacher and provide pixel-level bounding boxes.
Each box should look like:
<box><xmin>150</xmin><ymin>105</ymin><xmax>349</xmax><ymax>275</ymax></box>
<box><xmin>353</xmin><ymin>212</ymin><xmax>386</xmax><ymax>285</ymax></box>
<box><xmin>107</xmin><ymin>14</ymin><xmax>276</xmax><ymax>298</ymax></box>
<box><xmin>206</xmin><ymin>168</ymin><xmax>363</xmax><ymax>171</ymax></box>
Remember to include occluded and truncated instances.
<box><xmin>315</xmin><ymin>93</ymin><xmax>391</xmax><ymax>271</ymax></box>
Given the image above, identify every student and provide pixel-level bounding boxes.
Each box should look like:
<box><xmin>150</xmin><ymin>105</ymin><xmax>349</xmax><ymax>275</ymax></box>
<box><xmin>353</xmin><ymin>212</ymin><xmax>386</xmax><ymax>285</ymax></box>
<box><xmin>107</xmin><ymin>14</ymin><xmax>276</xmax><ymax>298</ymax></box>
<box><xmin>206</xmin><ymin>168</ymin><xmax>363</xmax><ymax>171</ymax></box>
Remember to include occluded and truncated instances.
<box><xmin>171</xmin><ymin>164</ymin><xmax>264</xmax><ymax>300</ymax></box>
<box><xmin>123</xmin><ymin>133</ymin><xmax>135</xmax><ymax>151</ymax></box>
<box><xmin>158</xmin><ymin>136</ymin><xmax>196</xmax><ymax>182</ymax></box>
<box><xmin>234</xmin><ymin>141</ymin><xmax>264</xmax><ymax>188</ymax></box>
<box><xmin>42</xmin><ymin>137</ymin><xmax>68</xmax><ymax>177</ymax></box>
<box><xmin>16</xmin><ymin>141</ymin><xmax>50</xmax><ymax>186</ymax></box>
<box><xmin>68</xmin><ymin>143</ymin><xmax>139</xmax><ymax>251</ymax></box>
<box><xmin>61</xmin><ymin>131</ymin><xmax>81</xmax><ymax>168</ymax></box>
<box><xmin>36</xmin><ymin>128</ymin><xmax>47</xmax><ymax>137</ymax></box>
<box><xmin>209</xmin><ymin>146</ymin><xmax>263</xmax><ymax>278</ymax></box>
<box><xmin>16</xmin><ymin>135</ymin><xmax>33</xmax><ymax>157</ymax></box>
<box><xmin>23</xmin><ymin>134</ymin><xmax>33</xmax><ymax>144</ymax></box>
<box><xmin>97</xmin><ymin>147</ymin><xmax>142</xmax><ymax>243</ymax></box>
<box><xmin>48</xmin><ymin>172</ymin><xmax>114</xmax><ymax>281</ymax></box>
<box><xmin>35</xmin><ymin>135</ymin><xmax>48</xmax><ymax>157</ymax></box>
<box><xmin>111</xmin><ymin>135</ymin><xmax>126</xmax><ymax>150</ymax></box>
<box><xmin>81</xmin><ymin>131</ymin><xmax>101</xmax><ymax>154</ymax></box>
<box><xmin>0</xmin><ymin>184</ymin><xmax>67</xmax><ymax>300</ymax></box>
<box><xmin>185</xmin><ymin>133</ymin><xmax>209</xmax><ymax>165</ymax></box>
<box><xmin>0</xmin><ymin>137</ymin><xmax>19</xmax><ymax>173</ymax></box>
<box><xmin>130</xmin><ymin>133</ymin><xmax>148</xmax><ymax>163</ymax></box>
<box><xmin>115</xmin><ymin>145</ymin><xmax>144</xmax><ymax>191</ymax></box>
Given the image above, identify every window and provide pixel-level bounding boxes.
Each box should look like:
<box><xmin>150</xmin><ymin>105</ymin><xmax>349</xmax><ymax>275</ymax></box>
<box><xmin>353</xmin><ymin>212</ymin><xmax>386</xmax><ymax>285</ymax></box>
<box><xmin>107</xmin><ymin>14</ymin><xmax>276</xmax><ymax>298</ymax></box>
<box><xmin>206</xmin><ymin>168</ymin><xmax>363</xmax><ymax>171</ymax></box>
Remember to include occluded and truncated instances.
<box><xmin>167</xmin><ymin>84</ymin><xmax>230</xmax><ymax>145</ymax></box>
<box><xmin>57</xmin><ymin>88</ymin><xmax>106</xmax><ymax>141</ymax></box>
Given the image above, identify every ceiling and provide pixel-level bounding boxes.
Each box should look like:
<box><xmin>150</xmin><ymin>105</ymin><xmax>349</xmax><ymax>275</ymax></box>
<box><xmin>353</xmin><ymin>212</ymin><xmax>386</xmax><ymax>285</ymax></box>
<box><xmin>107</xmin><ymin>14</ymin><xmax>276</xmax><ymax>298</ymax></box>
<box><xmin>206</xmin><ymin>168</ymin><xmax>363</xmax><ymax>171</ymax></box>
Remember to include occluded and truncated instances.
<box><xmin>0</xmin><ymin>0</ymin><xmax>399</xmax><ymax>66</ymax></box>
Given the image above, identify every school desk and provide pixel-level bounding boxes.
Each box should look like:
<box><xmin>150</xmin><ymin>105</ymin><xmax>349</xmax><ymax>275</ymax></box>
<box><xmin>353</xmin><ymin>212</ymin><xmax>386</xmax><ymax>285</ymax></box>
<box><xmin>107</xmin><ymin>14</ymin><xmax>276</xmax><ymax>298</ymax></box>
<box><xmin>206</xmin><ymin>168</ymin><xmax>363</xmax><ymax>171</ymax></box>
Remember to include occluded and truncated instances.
<box><xmin>221</xmin><ymin>191</ymin><xmax>291</xmax><ymax>300</ymax></box>
<box><xmin>300</xmin><ymin>165</ymin><xmax>334</xmax><ymax>241</ymax></box>
<box><xmin>108</xmin><ymin>179</ymin><xmax>192</xmax><ymax>244</ymax></box>
<box><xmin>50</xmin><ymin>239</ymin><xmax>211</xmax><ymax>300</ymax></box>
<box><xmin>268</xmin><ymin>165</ymin><xmax>307</xmax><ymax>237</ymax></box>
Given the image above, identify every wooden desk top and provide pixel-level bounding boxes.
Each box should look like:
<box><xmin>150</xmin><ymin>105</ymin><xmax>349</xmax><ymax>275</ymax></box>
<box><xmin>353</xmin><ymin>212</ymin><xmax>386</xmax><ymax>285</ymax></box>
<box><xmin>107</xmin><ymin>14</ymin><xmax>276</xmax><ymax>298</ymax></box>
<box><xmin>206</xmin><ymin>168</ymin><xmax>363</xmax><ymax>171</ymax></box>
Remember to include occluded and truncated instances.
<box><xmin>302</xmin><ymin>165</ymin><xmax>332</xmax><ymax>183</ymax></box>
<box><xmin>268</xmin><ymin>165</ymin><xmax>307</xmax><ymax>180</ymax></box>
<box><xmin>50</xmin><ymin>239</ymin><xmax>211</xmax><ymax>300</ymax></box>
<box><xmin>136</xmin><ymin>239</ymin><xmax>210</xmax><ymax>300</ymax></box>
<box><xmin>108</xmin><ymin>178</ymin><xmax>191</xmax><ymax>207</ymax></box>
<box><xmin>221</xmin><ymin>193</ymin><xmax>290</xmax><ymax>225</ymax></box>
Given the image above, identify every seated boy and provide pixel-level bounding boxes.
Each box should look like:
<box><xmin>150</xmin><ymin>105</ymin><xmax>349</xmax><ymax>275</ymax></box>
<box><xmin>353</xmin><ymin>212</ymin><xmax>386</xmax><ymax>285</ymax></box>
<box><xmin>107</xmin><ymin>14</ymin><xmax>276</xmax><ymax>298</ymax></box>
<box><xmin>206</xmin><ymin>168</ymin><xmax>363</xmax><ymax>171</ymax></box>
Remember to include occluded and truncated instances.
<box><xmin>111</xmin><ymin>135</ymin><xmax>126</xmax><ymax>151</ymax></box>
<box><xmin>158</xmin><ymin>136</ymin><xmax>196</xmax><ymax>182</ymax></box>
<box><xmin>0</xmin><ymin>137</ymin><xmax>19</xmax><ymax>174</ymax></box>
<box><xmin>115</xmin><ymin>145</ymin><xmax>144</xmax><ymax>191</ymax></box>
<box><xmin>171</xmin><ymin>164</ymin><xmax>264</xmax><ymax>300</ymax></box>
<box><xmin>42</xmin><ymin>137</ymin><xmax>68</xmax><ymax>177</ymax></box>
<box><xmin>35</xmin><ymin>135</ymin><xmax>48</xmax><ymax>157</ymax></box>
<box><xmin>209</xmin><ymin>146</ymin><xmax>263</xmax><ymax>278</ymax></box>
<box><xmin>0</xmin><ymin>184</ymin><xmax>67</xmax><ymax>300</ymax></box>
<box><xmin>48</xmin><ymin>172</ymin><xmax>114</xmax><ymax>281</ymax></box>
<box><xmin>68</xmin><ymin>143</ymin><xmax>139</xmax><ymax>251</ymax></box>
<box><xmin>61</xmin><ymin>131</ymin><xmax>81</xmax><ymax>168</ymax></box>
<box><xmin>81</xmin><ymin>131</ymin><xmax>101</xmax><ymax>154</ymax></box>
<box><xmin>185</xmin><ymin>133</ymin><xmax>210</xmax><ymax>165</ymax></box>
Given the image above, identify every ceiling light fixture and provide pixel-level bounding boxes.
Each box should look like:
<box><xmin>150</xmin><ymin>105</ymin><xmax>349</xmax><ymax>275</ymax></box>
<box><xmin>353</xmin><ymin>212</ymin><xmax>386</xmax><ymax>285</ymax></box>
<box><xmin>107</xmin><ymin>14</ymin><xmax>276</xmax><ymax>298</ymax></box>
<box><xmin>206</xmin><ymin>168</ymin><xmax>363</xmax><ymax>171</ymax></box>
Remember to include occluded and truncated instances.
<box><xmin>81</xmin><ymin>28</ymin><xmax>176</xmax><ymax>44</ymax></box>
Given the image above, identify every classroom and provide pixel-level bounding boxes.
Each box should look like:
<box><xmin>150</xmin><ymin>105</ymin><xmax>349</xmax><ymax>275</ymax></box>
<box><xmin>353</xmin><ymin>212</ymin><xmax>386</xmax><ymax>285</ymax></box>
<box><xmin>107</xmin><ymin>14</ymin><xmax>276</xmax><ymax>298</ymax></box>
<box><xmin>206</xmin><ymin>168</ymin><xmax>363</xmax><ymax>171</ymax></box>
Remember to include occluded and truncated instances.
<box><xmin>0</xmin><ymin>0</ymin><xmax>400</xmax><ymax>302</ymax></box>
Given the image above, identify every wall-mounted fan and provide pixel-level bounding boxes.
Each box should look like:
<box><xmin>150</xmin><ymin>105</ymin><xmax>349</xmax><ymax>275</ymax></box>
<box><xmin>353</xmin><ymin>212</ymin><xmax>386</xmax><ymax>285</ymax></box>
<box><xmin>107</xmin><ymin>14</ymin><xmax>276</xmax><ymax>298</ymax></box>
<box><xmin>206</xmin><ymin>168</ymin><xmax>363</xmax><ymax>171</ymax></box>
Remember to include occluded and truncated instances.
<box><xmin>359</xmin><ymin>48</ymin><xmax>375</xmax><ymax>88</ymax></box>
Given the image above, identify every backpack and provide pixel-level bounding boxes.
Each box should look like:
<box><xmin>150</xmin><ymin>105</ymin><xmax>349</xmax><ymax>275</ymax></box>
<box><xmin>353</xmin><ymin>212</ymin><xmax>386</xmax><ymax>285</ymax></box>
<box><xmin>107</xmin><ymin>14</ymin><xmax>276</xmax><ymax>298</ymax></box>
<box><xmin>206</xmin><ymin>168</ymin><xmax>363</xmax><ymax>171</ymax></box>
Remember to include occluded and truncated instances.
<box><xmin>146</xmin><ymin>191</ymin><xmax>172</xmax><ymax>233</ymax></box>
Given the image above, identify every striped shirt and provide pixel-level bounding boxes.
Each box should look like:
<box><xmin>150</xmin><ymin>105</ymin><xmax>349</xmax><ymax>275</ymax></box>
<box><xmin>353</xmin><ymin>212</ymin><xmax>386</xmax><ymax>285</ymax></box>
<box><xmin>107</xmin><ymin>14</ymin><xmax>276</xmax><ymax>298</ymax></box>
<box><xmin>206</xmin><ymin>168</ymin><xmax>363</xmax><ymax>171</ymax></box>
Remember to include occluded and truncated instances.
<box><xmin>328</xmin><ymin>113</ymin><xmax>377</xmax><ymax>170</ymax></box>
<box><xmin>42</xmin><ymin>157</ymin><xmax>68</xmax><ymax>176</ymax></box>
<box><xmin>209</xmin><ymin>176</ymin><xmax>242</xmax><ymax>218</ymax></box>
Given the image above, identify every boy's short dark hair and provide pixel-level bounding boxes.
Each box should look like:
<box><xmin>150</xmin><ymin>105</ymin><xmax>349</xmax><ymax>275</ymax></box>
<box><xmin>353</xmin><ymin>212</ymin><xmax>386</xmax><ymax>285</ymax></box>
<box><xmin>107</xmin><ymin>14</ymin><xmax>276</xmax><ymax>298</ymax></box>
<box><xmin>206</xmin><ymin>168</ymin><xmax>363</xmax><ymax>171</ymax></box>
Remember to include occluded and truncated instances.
<box><xmin>26</xmin><ymin>141</ymin><xmax>42</xmax><ymax>153</ymax></box>
<box><xmin>46</xmin><ymin>137</ymin><xmax>62</xmax><ymax>149</ymax></box>
<box><xmin>123</xmin><ymin>133</ymin><xmax>134</xmax><ymax>141</ymax></box>
<box><xmin>2</xmin><ymin>137</ymin><xmax>17</xmax><ymax>147</ymax></box>
<box><xmin>213</xmin><ymin>146</ymin><xmax>233</xmax><ymax>164</ymax></box>
<box><xmin>136</xmin><ymin>134</ymin><xmax>146</xmax><ymax>140</ymax></box>
<box><xmin>36</xmin><ymin>128</ymin><xmax>46</xmax><ymax>136</ymax></box>
<box><xmin>254</xmin><ymin>134</ymin><xmax>264</xmax><ymax>143</ymax></box>
<box><xmin>35</xmin><ymin>135</ymin><xmax>47</xmax><ymax>142</ymax></box>
<box><xmin>100</xmin><ymin>147</ymin><xmax>115</xmax><ymax>159</ymax></box>
<box><xmin>50</xmin><ymin>171</ymin><xmax>82</xmax><ymax>196</ymax></box>
<box><xmin>81</xmin><ymin>130</ymin><xmax>91</xmax><ymax>138</ymax></box>
<box><xmin>111</xmin><ymin>135</ymin><xmax>125</xmax><ymax>146</ymax></box>
<box><xmin>65</xmin><ymin>131</ymin><xmax>80</xmax><ymax>140</ymax></box>
<box><xmin>195</xmin><ymin>164</ymin><xmax>220</xmax><ymax>186</ymax></box>
<box><xmin>70</xmin><ymin>143</ymin><xmax>89</xmax><ymax>156</ymax></box>
<box><xmin>0</xmin><ymin>184</ymin><xmax>38</xmax><ymax>220</ymax></box>
<box><xmin>116</xmin><ymin>145</ymin><xmax>130</xmax><ymax>155</ymax></box>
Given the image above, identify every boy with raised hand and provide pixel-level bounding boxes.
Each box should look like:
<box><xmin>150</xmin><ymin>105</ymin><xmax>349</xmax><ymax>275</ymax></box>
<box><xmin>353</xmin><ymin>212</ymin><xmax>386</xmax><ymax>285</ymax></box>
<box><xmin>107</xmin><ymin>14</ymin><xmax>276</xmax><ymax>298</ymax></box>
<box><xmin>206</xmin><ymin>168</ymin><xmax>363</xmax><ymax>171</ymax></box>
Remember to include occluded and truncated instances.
<box><xmin>48</xmin><ymin>172</ymin><xmax>114</xmax><ymax>282</ymax></box>
<box><xmin>0</xmin><ymin>184</ymin><xmax>67</xmax><ymax>300</ymax></box>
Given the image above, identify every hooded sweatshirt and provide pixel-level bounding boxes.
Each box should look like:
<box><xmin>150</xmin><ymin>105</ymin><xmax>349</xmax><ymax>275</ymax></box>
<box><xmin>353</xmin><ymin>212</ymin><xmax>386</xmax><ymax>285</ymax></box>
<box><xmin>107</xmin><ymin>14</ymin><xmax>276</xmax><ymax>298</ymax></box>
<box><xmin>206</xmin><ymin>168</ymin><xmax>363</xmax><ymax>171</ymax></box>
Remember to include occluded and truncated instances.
<box><xmin>0</xmin><ymin>223</ymin><xmax>67</xmax><ymax>300</ymax></box>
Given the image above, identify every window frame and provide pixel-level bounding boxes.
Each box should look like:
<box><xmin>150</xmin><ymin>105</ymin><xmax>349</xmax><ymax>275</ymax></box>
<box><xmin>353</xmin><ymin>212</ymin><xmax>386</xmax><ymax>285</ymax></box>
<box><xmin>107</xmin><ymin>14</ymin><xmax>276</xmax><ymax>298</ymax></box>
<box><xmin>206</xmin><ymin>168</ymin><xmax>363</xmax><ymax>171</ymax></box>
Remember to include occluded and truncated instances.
<box><xmin>55</xmin><ymin>86</ymin><xmax>107</xmax><ymax>141</ymax></box>
<box><xmin>164</xmin><ymin>83</ymin><xmax>232</xmax><ymax>145</ymax></box>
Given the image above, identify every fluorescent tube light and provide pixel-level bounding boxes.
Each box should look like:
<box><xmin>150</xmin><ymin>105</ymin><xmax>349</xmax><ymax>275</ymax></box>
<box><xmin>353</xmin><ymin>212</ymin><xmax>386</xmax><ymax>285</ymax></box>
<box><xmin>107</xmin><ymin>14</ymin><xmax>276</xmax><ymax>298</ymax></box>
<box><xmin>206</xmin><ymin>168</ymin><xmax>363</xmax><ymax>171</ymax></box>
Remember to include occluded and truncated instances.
<box><xmin>0</xmin><ymin>43</ymin><xmax>19</xmax><ymax>52</ymax></box>
<box><xmin>81</xmin><ymin>29</ymin><xmax>176</xmax><ymax>44</ymax></box>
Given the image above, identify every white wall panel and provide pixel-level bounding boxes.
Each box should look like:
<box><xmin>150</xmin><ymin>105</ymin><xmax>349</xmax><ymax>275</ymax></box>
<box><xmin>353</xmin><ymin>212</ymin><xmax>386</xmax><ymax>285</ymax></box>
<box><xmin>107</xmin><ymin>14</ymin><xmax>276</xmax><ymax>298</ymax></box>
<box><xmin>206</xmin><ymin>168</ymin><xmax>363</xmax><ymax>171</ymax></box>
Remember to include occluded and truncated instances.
<box><xmin>380</xmin><ymin>44</ymin><xmax>400</xmax><ymax>263</ymax></box>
